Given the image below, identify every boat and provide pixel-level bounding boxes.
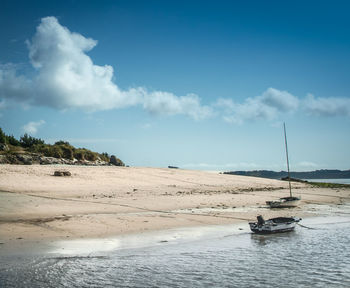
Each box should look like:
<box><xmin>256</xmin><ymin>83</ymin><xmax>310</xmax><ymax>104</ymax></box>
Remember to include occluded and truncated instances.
<box><xmin>266</xmin><ymin>123</ymin><xmax>301</xmax><ymax>208</ymax></box>
<box><xmin>249</xmin><ymin>215</ymin><xmax>301</xmax><ymax>234</ymax></box>
<box><xmin>266</xmin><ymin>196</ymin><xmax>300</xmax><ymax>208</ymax></box>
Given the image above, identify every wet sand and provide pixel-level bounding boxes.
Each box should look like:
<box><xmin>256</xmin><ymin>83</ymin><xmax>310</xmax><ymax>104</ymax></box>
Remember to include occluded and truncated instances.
<box><xmin>0</xmin><ymin>165</ymin><xmax>349</xmax><ymax>252</ymax></box>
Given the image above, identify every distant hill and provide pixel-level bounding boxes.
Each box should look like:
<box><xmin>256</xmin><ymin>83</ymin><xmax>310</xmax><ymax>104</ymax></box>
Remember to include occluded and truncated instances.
<box><xmin>223</xmin><ymin>169</ymin><xmax>350</xmax><ymax>180</ymax></box>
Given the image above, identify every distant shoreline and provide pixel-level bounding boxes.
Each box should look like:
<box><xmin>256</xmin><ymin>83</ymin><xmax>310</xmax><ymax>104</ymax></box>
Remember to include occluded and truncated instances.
<box><xmin>223</xmin><ymin>169</ymin><xmax>350</xmax><ymax>180</ymax></box>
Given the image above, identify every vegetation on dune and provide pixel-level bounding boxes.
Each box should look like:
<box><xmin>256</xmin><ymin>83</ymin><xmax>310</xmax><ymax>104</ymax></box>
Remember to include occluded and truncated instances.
<box><xmin>307</xmin><ymin>182</ymin><xmax>350</xmax><ymax>189</ymax></box>
<box><xmin>0</xmin><ymin>128</ymin><xmax>7</xmax><ymax>144</ymax></box>
<box><xmin>0</xmin><ymin>127</ymin><xmax>122</xmax><ymax>165</ymax></box>
<box><xmin>20</xmin><ymin>133</ymin><xmax>45</xmax><ymax>147</ymax></box>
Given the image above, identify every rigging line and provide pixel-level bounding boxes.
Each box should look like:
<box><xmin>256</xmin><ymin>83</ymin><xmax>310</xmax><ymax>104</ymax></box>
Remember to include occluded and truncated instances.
<box><xmin>297</xmin><ymin>223</ymin><xmax>324</xmax><ymax>230</ymax></box>
<box><xmin>1</xmin><ymin>189</ymin><xmax>253</xmax><ymax>221</ymax></box>
<box><xmin>173</xmin><ymin>211</ymin><xmax>253</xmax><ymax>221</ymax></box>
<box><xmin>284</xmin><ymin>122</ymin><xmax>293</xmax><ymax>198</ymax></box>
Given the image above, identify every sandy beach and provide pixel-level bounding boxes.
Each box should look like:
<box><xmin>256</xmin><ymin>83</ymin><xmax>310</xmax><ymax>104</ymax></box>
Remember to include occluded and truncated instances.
<box><xmin>1</xmin><ymin>165</ymin><xmax>349</xmax><ymax>249</ymax></box>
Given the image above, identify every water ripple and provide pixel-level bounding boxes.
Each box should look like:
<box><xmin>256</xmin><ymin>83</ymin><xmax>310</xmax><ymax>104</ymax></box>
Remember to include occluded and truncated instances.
<box><xmin>1</xmin><ymin>218</ymin><xmax>350</xmax><ymax>287</ymax></box>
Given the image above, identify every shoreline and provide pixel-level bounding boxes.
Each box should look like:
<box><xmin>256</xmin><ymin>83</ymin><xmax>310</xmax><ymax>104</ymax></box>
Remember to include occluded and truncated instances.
<box><xmin>2</xmin><ymin>213</ymin><xmax>349</xmax><ymax>257</ymax></box>
<box><xmin>46</xmin><ymin>213</ymin><xmax>350</xmax><ymax>255</ymax></box>
<box><xmin>1</xmin><ymin>165</ymin><xmax>349</xmax><ymax>254</ymax></box>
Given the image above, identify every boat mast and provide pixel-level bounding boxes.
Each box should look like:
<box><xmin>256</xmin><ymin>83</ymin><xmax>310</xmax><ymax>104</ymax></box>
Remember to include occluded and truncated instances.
<box><xmin>284</xmin><ymin>122</ymin><xmax>293</xmax><ymax>197</ymax></box>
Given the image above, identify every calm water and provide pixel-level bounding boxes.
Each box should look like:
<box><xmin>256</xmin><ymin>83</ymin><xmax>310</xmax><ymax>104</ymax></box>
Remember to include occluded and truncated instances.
<box><xmin>303</xmin><ymin>178</ymin><xmax>350</xmax><ymax>184</ymax></box>
<box><xmin>1</xmin><ymin>216</ymin><xmax>350</xmax><ymax>288</ymax></box>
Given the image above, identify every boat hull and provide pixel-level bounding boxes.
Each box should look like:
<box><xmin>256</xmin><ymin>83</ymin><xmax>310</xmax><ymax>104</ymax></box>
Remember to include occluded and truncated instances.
<box><xmin>249</xmin><ymin>216</ymin><xmax>301</xmax><ymax>234</ymax></box>
<box><xmin>266</xmin><ymin>197</ymin><xmax>300</xmax><ymax>208</ymax></box>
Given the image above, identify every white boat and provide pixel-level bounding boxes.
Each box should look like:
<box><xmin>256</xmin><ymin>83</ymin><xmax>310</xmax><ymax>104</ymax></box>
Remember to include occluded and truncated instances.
<box><xmin>266</xmin><ymin>196</ymin><xmax>300</xmax><ymax>208</ymax></box>
<box><xmin>249</xmin><ymin>215</ymin><xmax>301</xmax><ymax>234</ymax></box>
<box><xmin>267</xmin><ymin>123</ymin><xmax>301</xmax><ymax>208</ymax></box>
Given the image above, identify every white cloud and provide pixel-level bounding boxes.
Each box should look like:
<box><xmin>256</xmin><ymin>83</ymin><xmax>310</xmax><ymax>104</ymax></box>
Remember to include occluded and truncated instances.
<box><xmin>22</xmin><ymin>120</ymin><xmax>45</xmax><ymax>135</ymax></box>
<box><xmin>27</xmin><ymin>16</ymin><xmax>142</xmax><ymax>110</ymax></box>
<box><xmin>0</xmin><ymin>64</ymin><xmax>33</xmax><ymax>107</ymax></box>
<box><xmin>144</xmin><ymin>92</ymin><xmax>212</xmax><ymax>120</ymax></box>
<box><xmin>216</xmin><ymin>87</ymin><xmax>299</xmax><ymax>124</ymax></box>
<box><xmin>1</xmin><ymin>17</ymin><xmax>349</xmax><ymax>123</ymax></box>
<box><xmin>303</xmin><ymin>94</ymin><xmax>350</xmax><ymax>117</ymax></box>
<box><xmin>260</xmin><ymin>88</ymin><xmax>299</xmax><ymax>111</ymax></box>
<box><xmin>217</xmin><ymin>88</ymin><xmax>350</xmax><ymax>124</ymax></box>
<box><xmin>0</xmin><ymin>17</ymin><xmax>210</xmax><ymax>120</ymax></box>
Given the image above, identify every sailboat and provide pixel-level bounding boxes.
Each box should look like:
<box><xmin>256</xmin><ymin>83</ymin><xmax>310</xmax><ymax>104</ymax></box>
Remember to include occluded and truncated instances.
<box><xmin>266</xmin><ymin>123</ymin><xmax>301</xmax><ymax>208</ymax></box>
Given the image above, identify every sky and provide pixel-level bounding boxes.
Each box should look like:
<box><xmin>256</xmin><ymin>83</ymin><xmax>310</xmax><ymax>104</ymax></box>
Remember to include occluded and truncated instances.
<box><xmin>1</xmin><ymin>0</ymin><xmax>350</xmax><ymax>171</ymax></box>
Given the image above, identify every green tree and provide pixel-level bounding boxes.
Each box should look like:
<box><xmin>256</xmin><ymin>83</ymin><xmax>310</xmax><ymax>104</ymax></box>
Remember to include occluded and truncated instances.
<box><xmin>101</xmin><ymin>152</ymin><xmax>109</xmax><ymax>162</ymax></box>
<box><xmin>0</xmin><ymin>128</ymin><xmax>6</xmax><ymax>144</ymax></box>
<box><xmin>6</xmin><ymin>135</ymin><xmax>21</xmax><ymax>146</ymax></box>
<box><xmin>20</xmin><ymin>134</ymin><xmax>45</xmax><ymax>148</ymax></box>
<box><xmin>55</xmin><ymin>140</ymin><xmax>70</xmax><ymax>146</ymax></box>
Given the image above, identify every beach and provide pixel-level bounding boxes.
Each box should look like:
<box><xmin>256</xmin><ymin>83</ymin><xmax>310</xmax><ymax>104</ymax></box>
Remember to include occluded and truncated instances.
<box><xmin>1</xmin><ymin>164</ymin><xmax>349</xmax><ymax>251</ymax></box>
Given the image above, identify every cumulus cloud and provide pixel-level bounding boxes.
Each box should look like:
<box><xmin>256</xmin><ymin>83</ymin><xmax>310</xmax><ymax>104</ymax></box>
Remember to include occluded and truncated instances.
<box><xmin>0</xmin><ymin>17</ymin><xmax>210</xmax><ymax>120</ymax></box>
<box><xmin>22</xmin><ymin>120</ymin><xmax>45</xmax><ymax>135</ymax></box>
<box><xmin>1</xmin><ymin>17</ymin><xmax>349</xmax><ymax>123</ymax></box>
<box><xmin>217</xmin><ymin>88</ymin><xmax>350</xmax><ymax>124</ymax></box>
<box><xmin>144</xmin><ymin>92</ymin><xmax>212</xmax><ymax>120</ymax></box>
<box><xmin>216</xmin><ymin>88</ymin><xmax>299</xmax><ymax>124</ymax></box>
<box><xmin>303</xmin><ymin>94</ymin><xmax>350</xmax><ymax>117</ymax></box>
<box><xmin>0</xmin><ymin>64</ymin><xmax>33</xmax><ymax>106</ymax></box>
<box><xmin>261</xmin><ymin>88</ymin><xmax>299</xmax><ymax>111</ymax></box>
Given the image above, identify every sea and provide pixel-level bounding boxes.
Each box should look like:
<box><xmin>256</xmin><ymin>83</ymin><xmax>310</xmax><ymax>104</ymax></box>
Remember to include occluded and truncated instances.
<box><xmin>1</xmin><ymin>209</ymin><xmax>350</xmax><ymax>288</ymax></box>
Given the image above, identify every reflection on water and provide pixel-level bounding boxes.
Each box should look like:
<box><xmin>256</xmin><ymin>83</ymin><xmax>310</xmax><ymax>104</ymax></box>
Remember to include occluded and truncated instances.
<box><xmin>1</xmin><ymin>217</ymin><xmax>350</xmax><ymax>288</ymax></box>
<box><xmin>250</xmin><ymin>231</ymin><xmax>297</xmax><ymax>246</ymax></box>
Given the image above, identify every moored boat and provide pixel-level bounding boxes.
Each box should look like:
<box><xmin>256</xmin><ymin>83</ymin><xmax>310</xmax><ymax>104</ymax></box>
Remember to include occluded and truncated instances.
<box><xmin>249</xmin><ymin>215</ymin><xmax>301</xmax><ymax>234</ymax></box>
<box><xmin>266</xmin><ymin>196</ymin><xmax>300</xmax><ymax>208</ymax></box>
<box><xmin>267</xmin><ymin>123</ymin><xmax>301</xmax><ymax>208</ymax></box>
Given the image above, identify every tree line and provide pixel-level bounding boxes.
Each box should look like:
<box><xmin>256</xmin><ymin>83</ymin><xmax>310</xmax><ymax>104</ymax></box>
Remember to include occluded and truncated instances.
<box><xmin>0</xmin><ymin>127</ymin><xmax>122</xmax><ymax>164</ymax></box>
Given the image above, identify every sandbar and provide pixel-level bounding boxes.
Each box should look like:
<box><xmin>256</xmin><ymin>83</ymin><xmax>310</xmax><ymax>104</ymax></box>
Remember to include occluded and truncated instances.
<box><xmin>0</xmin><ymin>165</ymin><xmax>349</xmax><ymax>252</ymax></box>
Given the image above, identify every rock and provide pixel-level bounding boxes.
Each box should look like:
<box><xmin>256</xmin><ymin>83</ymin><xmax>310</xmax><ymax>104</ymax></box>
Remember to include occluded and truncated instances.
<box><xmin>54</xmin><ymin>171</ymin><xmax>64</xmax><ymax>176</ymax></box>
<box><xmin>40</xmin><ymin>156</ymin><xmax>63</xmax><ymax>165</ymax></box>
<box><xmin>6</xmin><ymin>154</ymin><xmax>20</xmax><ymax>164</ymax></box>
<box><xmin>54</xmin><ymin>170</ymin><xmax>71</xmax><ymax>176</ymax></box>
<box><xmin>0</xmin><ymin>152</ymin><xmax>111</xmax><ymax>166</ymax></box>
<box><xmin>0</xmin><ymin>143</ymin><xmax>9</xmax><ymax>151</ymax></box>
<box><xmin>0</xmin><ymin>155</ymin><xmax>10</xmax><ymax>164</ymax></box>
<box><xmin>16</xmin><ymin>154</ymin><xmax>33</xmax><ymax>165</ymax></box>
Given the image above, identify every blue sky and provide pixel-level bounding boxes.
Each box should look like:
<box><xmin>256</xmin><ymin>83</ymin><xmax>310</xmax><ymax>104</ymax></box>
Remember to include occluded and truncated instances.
<box><xmin>1</xmin><ymin>0</ymin><xmax>350</xmax><ymax>171</ymax></box>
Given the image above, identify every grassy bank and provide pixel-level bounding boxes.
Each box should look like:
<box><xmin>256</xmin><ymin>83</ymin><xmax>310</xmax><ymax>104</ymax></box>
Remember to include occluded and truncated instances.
<box><xmin>307</xmin><ymin>182</ymin><xmax>350</xmax><ymax>189</ymax></box>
